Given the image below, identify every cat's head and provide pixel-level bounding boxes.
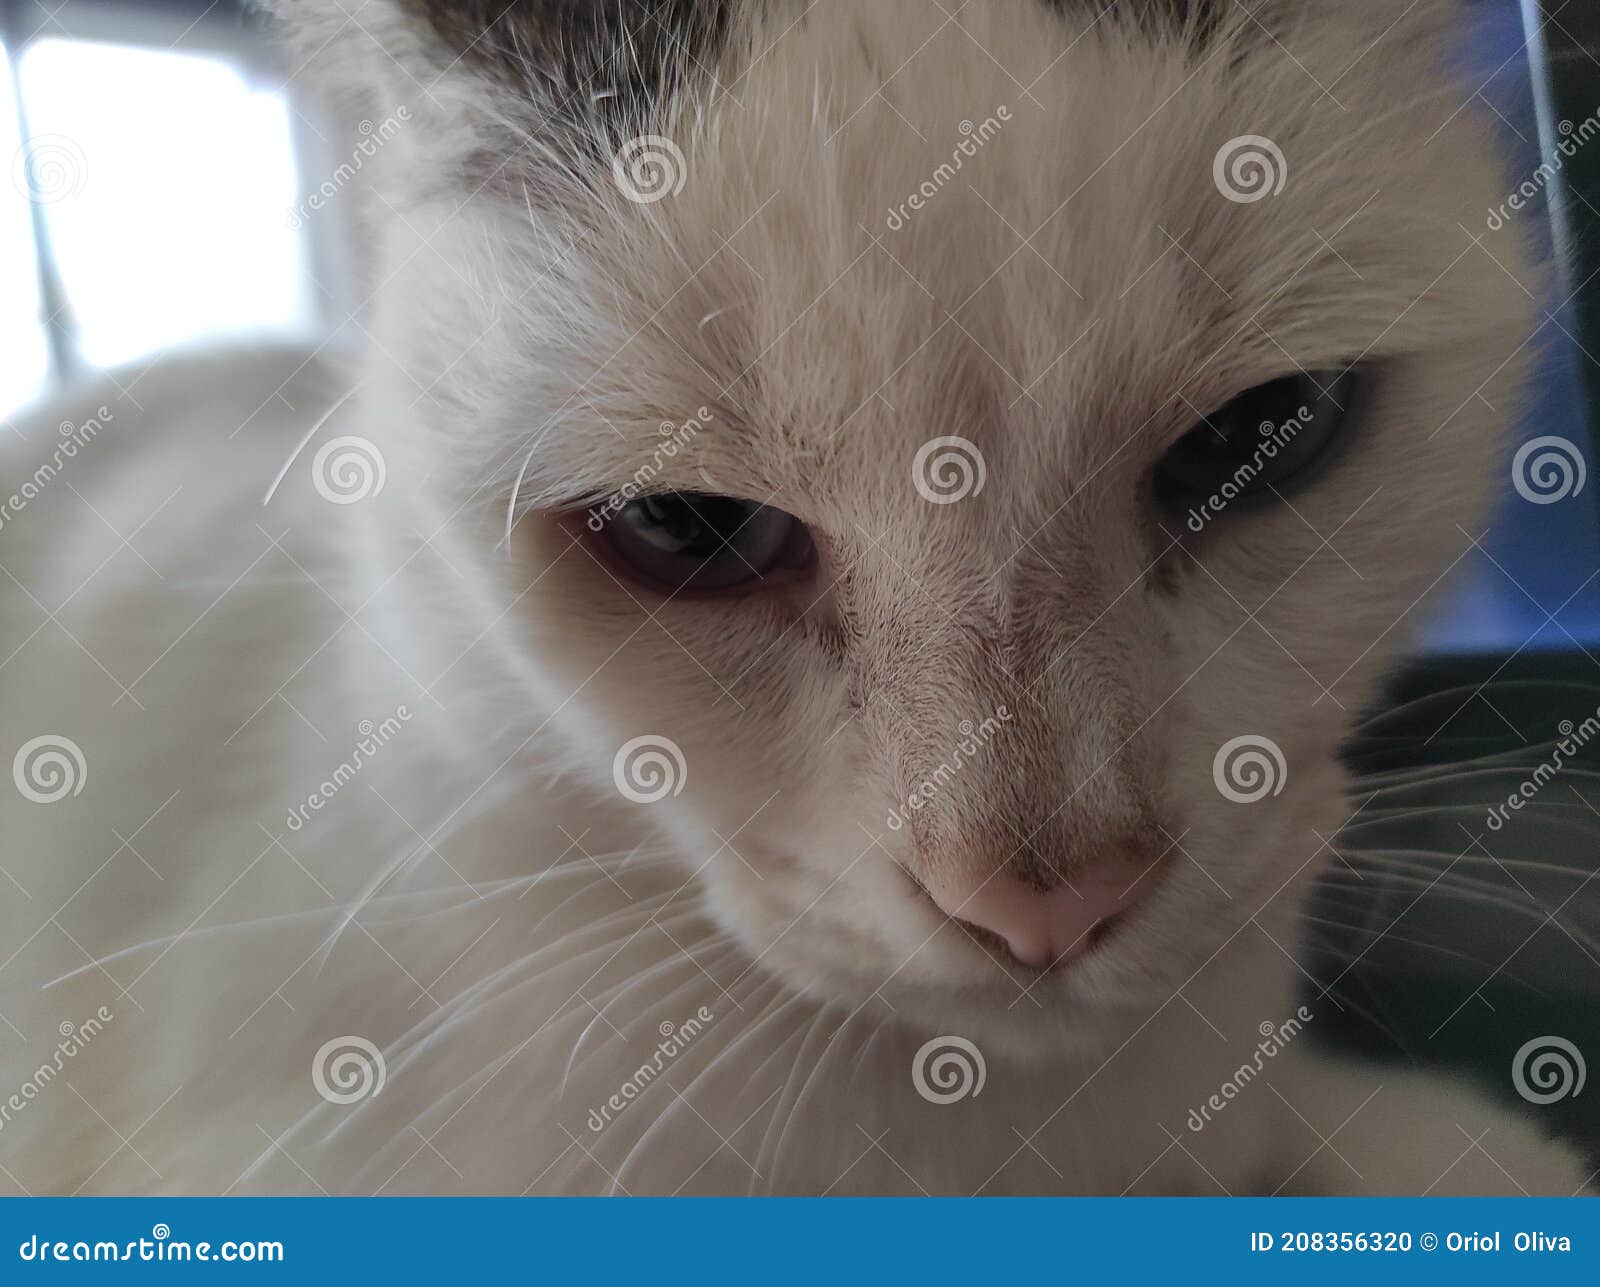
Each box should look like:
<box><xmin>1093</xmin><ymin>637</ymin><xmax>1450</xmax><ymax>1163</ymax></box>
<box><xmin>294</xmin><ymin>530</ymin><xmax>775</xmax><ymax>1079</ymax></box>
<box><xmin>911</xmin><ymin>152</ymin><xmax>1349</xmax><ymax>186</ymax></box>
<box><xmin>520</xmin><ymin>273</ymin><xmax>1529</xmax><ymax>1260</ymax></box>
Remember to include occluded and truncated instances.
<box><xmin>278</xmin><ymin>0</ymin><xmax>1536</xmax><ymax>1052</ymax></box>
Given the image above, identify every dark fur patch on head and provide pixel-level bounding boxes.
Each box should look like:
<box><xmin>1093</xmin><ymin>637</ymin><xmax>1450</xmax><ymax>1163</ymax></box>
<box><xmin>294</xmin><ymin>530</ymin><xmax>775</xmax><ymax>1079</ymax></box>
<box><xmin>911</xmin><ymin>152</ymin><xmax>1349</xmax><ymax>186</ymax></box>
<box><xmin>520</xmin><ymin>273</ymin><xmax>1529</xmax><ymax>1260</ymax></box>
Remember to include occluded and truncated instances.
<box><xmin>400</xmin><ymin>1</ymin><xmax>731</xmax><ymax>135</ymax></box>
<box><xmin>1045</xmin><ymin>0</ymin><xmax>1225</xmax><ymax>45</ymax></box>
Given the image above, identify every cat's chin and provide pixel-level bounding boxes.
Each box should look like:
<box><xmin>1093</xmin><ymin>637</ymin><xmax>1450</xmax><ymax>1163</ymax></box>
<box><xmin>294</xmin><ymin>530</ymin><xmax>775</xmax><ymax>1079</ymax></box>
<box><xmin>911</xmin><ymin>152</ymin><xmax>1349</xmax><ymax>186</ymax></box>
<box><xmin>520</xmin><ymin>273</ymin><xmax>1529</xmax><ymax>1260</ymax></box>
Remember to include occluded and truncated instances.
<box><xmin>724</xmin><ymin>918</ymin><xmax>1177</xmax><ymax>1063</ymax></box>
<box><xmin>869</xmin><ymin>974</ymin><xmax>1157</xmax><ymax>1063</ymax></box>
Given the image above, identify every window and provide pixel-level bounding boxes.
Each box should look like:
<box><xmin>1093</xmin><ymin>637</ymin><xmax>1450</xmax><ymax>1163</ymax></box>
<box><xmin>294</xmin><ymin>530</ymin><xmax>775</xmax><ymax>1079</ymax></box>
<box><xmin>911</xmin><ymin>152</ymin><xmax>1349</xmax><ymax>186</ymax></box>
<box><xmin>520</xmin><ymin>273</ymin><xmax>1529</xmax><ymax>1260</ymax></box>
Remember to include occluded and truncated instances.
<box><xmin>17</xmin><ymin>36</ymin><xmax>314</xmax><ymax>370</ymax></box>
<box><xmin>0</xmin><ymin>0</ymin><xmax>332</xmax><ymax>419</ymax></box>
<box><xmin>0</xmin><ymin>42</ymin><xmax>49</xmax><ymax>413</ymax></box>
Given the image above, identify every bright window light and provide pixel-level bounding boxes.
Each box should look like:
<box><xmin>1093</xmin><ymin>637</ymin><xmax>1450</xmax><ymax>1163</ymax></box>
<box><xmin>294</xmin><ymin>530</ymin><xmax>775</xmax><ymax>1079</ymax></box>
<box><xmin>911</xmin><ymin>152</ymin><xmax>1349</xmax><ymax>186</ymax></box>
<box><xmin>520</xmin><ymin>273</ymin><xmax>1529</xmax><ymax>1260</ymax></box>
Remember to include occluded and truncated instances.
<box><xmin>17</xmin><ymin>37</ymin><xmax>315</xmax><ymax>370</ymax></box>
<box><xmin>0</xmin><ymin>46</ymin><xmax>51</xmax><ymax>417</ymax></box>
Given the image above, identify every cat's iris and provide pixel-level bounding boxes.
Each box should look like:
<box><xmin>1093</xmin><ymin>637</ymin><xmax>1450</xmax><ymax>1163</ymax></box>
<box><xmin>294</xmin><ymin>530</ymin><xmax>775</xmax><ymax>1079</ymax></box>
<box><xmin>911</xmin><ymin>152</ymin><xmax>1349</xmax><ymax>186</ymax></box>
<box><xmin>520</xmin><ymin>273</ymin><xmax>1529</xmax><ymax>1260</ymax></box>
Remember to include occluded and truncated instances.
<box><xmin>595</xmin><ymin>493</ymin><xmax>816</xmax><ymax>592</ymax></box>
<box><xmin>1154</xmin><ymin>369</ymin><xmax>1359</xmax><ymax>519</ymax></box>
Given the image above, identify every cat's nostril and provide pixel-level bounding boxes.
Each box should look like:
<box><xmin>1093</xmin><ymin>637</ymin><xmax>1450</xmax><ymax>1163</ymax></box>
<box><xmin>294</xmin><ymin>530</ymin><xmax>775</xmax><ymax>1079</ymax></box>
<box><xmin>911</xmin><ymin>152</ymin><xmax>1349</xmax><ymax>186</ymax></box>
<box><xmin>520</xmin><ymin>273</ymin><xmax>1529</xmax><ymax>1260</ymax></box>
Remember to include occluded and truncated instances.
<box><xmin>922</xmin><ymin>862</ymin><xmax>1159</xmax><ymax>971</ymax></box>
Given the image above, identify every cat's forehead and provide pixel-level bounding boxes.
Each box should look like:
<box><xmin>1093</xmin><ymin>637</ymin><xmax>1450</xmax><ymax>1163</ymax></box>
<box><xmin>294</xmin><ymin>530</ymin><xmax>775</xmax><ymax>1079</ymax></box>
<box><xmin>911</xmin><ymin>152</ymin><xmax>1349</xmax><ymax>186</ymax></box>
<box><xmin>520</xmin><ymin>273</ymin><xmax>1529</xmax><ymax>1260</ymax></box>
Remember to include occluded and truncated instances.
<box><xmin>507</xmin><ymin>0</ymin><xmax>1487</xmax><ymax>489</ymax></box>
<box><xmin>374</xmin><ymin>0</ymin><xmax>1496</xmax><ymax>515</ymax></box>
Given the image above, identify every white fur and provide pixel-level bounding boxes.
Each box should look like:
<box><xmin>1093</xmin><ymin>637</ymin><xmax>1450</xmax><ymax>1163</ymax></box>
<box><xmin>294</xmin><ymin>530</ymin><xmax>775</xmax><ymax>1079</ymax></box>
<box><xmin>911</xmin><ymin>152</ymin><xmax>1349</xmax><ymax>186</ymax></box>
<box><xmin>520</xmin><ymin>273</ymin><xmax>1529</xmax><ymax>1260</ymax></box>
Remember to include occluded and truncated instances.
<box><xmin>0</xmin><ymin>0</ymin><xmax>1590</xmax><ymax>1194</ymax></box>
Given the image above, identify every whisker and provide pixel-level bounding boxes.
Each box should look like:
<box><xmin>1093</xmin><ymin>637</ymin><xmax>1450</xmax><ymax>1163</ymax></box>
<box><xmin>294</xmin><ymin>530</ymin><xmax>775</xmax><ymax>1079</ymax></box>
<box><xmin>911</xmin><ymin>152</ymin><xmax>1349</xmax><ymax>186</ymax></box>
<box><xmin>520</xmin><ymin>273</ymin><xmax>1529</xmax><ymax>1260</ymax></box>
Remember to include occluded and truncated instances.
<box><xmin>1315</xmin><ymin>865</ymin><xmax>1600</xmax><ymax>954</ymax></box>
<box><xmin>1301</xmin><ymin>911</ymin><xmax>1552</xmax><ymax>986</ymax></box>
<box><xmin>1341</xmin><ymin>847</ymin><xmax>1600</xmax><ymax>883</ymax></box>
<box><xmin>609</xmin><ymin>978</ymin><xmax>804</xmax><ymax>1196</ymax></box>
<box><xmin>559</xmin><ymin>938</ymin><xmax>738</xmax><ymax>1094</ymax></box>
<box><xmin>750</xmin><ymin>1006</ymin><xmax>838</xmax><ymax>1194</ymax></box>
<box><xmin>378</xmin><ymin>897</ymin><xmax>694</xmax><ymax>1079</ymax></box>
<box><xmin>329</xmin><ymin>909</ymin><xmax>729</xmax><ymax>1177</ymax></box>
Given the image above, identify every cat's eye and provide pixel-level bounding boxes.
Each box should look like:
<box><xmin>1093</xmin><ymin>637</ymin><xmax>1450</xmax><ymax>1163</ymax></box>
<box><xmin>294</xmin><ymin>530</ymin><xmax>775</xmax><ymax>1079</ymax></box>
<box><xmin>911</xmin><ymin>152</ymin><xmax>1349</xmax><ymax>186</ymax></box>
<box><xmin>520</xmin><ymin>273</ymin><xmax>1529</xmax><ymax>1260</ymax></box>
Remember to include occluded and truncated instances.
<box><xmin>593</xmin><ymin>493</ymin><xmax>816</xmax><ymax>593</ymax></box>
<box><xmin>1154</xmin><ymin>369</ymin><xmax>1360</xmax><ymax>519</ymax></box>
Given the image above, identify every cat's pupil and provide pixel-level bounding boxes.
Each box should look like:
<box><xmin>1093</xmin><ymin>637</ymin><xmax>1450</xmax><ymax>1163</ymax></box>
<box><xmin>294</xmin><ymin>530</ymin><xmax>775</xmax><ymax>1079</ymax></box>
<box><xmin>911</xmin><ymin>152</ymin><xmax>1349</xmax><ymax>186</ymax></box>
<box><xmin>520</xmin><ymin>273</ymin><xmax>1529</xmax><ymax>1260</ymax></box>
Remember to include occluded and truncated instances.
<box><xmin>1154</xmin><ymin>368</ymin><xmax>1359</xmax><ymax>518</ymax></box>
<box><xmin>635</xmin><ymin>495</ymin><xmax>716</xmax><ymax>553</ymax></box>
<box><xmin>601</xmin><ymin>493</ymin><xmax>813</xmax><ymax>592</ymax></box>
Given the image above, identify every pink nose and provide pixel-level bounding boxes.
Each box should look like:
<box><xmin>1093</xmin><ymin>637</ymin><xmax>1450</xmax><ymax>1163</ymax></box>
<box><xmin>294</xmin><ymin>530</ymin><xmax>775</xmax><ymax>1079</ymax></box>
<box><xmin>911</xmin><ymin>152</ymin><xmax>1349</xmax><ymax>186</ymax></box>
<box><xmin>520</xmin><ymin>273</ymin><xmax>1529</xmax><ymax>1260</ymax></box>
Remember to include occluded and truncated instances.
<box><xmin>923</xmin><ymin>862</ymin><xmax>1160</xmax><ymax>970</ymax></box>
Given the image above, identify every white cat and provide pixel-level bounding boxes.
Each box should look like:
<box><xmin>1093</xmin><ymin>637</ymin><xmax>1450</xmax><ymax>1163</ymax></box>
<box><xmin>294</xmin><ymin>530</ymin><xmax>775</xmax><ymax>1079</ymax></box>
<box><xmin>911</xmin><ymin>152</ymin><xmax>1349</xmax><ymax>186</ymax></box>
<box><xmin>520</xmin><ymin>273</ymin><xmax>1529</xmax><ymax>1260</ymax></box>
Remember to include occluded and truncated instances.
<box><xmin>0</xmin><ymin>0</ymin><xmax>1592</xmax><ymax>1195</ymax></box>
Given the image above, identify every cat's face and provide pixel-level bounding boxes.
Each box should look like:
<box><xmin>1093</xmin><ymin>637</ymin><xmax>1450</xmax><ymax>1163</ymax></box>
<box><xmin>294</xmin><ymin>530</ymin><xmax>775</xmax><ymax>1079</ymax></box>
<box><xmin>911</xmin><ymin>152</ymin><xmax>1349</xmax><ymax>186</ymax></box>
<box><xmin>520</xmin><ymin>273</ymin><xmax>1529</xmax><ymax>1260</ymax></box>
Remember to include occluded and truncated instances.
<box><xmin>304</xmin><ymin>0</ymin><xmax>1534</xmax><ymax>1052</ymax></box>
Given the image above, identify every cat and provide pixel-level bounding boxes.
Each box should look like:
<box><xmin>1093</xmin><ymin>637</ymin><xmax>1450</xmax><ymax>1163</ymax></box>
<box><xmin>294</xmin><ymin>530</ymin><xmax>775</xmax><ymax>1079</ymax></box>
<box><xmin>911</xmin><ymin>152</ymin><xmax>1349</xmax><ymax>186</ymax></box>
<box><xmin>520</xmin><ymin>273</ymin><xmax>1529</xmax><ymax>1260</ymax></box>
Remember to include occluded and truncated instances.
<box><xmin>0</xmin><ymin>0</ymin><xmax>1593</xmax><ymax>1195</ymax></box>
